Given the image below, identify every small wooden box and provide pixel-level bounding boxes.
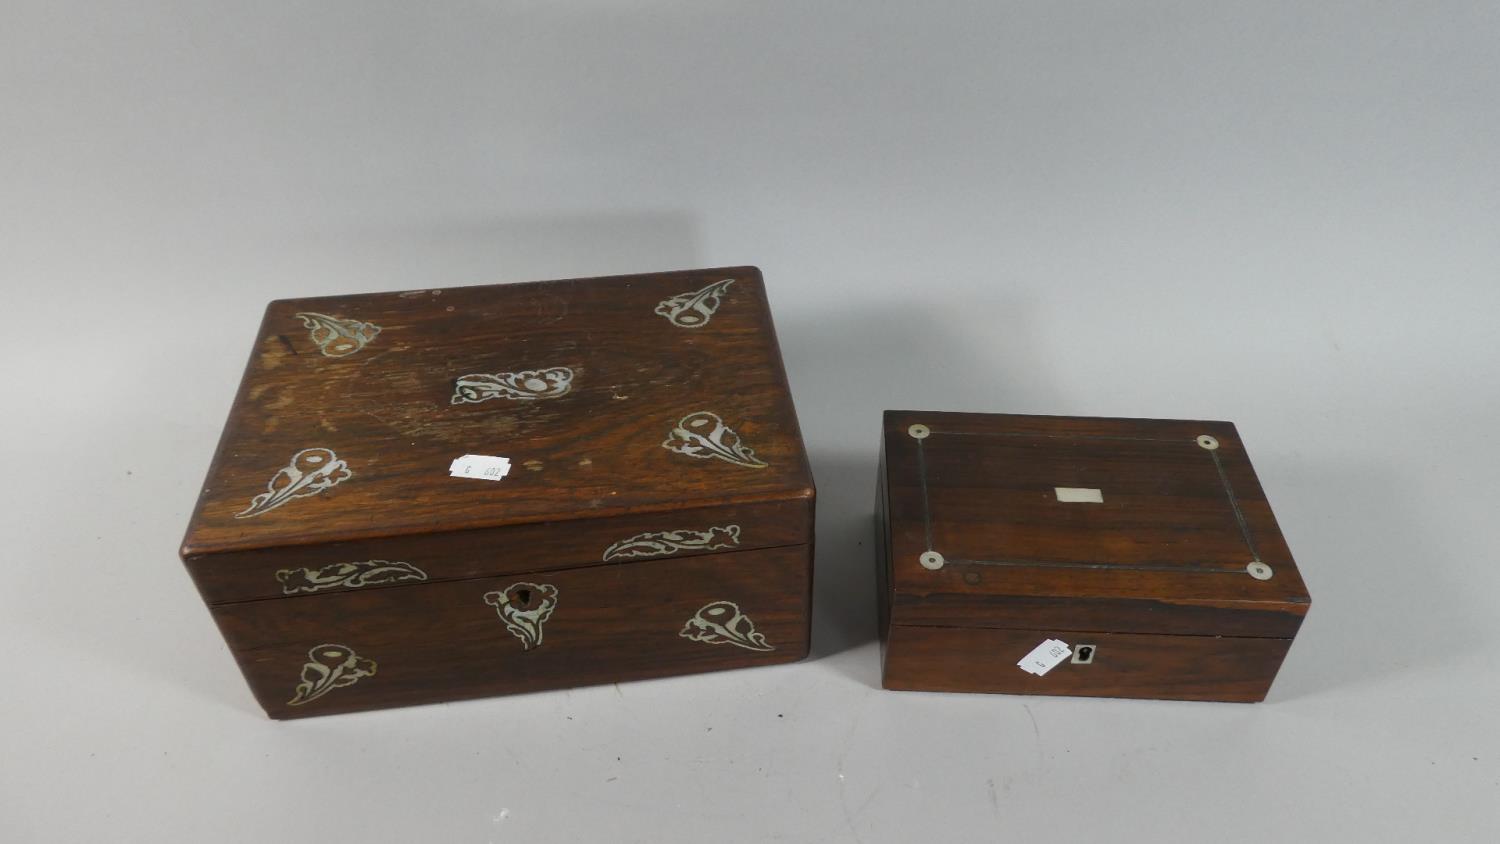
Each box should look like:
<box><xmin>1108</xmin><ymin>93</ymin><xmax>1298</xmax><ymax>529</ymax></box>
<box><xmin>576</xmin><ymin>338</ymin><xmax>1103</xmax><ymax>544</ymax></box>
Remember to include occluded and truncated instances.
<box><xmin>181</xmin><ymin>267</ymin><xmax>814</xmax><ymax>718</ymax></box>
<box><xmin>876</xmin><ymin>411</ymin><xmax>1309</xmax><ymax>702</ymax></box>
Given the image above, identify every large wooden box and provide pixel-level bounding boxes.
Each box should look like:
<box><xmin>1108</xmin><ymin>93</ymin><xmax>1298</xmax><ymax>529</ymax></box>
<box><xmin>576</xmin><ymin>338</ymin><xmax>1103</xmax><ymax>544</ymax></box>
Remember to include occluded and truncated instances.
<box><xmin>180</xmin><ymin>267</ymin><xmax>814</xmax><ymax>718</ymax></box>
<box><xmin>876</xmin><ymin>411</ymin><xmax>1309</xmax><ymax>702</ymax></box>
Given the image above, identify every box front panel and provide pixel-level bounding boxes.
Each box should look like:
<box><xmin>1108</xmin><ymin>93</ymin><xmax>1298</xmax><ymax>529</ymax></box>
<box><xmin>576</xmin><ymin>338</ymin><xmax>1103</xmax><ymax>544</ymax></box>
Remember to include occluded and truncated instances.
<box><xmin>883</xmin><ymin>625</ymin><xmax>1293</xmax><ymax>703</ymax></box>
<box><xmin>213</xmin><ymin>545</ymin><xmax>811</xmax><ymax>718</ymax></box>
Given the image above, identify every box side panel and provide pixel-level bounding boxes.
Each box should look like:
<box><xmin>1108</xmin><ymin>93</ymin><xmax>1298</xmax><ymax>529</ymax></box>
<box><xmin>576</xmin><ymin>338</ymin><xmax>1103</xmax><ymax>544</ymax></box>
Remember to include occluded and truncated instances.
<box><xmin>212</xmin><ymin>544</ymin><xmax>811</xmax><ymax>718</ymax></box>
<box><xmin>875</xmin><ymin>442</ymin><xmax>893</xmax><ymax>661</ymax></box>
<box><xmin>882</xmin><ymin>625</ymin><xmax>1293</xmax><ymax>703</ymax></box>
<box><xmin>186</xmin><ymin>496</ymin><xmax>811</xmax><ymax>604</ymax></box>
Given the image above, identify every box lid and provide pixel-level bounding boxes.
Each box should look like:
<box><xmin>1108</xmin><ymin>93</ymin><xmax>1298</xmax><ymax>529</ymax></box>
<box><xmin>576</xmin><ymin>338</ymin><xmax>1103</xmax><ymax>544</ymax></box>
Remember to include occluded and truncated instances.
<box><xmin>879</xmin><ymin>411</ymin><xmax>1310</xmax><ymax>638</ymax></box>
<box><xmin>180</xmin><ymin>267</ymin><xmax>813</xmax><ymax>598</ymax></box>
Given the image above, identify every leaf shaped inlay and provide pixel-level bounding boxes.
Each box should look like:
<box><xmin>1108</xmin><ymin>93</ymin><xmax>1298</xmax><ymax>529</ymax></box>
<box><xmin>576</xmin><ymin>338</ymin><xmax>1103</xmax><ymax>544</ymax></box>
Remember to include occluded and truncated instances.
<box><xmin>235</xmin><ymin>448</ymin><xmax>352</xmax><ymax>519</ymax></box>
<box><xmin>680</xmin><ymin>601</ymin><xmax>774</xmax><ymax>652</ymax></box>
<box><xmin>276</xmin><ymin>560</ymin><xmax>428</xmax><ymax>594</ymax></box>
<box><xmin>655</xmin><ymin>278</ymin><xmax>735</xmax><ymax>328</ymax></box>
<box><xmin>602</xmin><ymin>525</ymin><xmax>741</xmax><ymax>561</ymax></box>
<box><xmin>295</xmin><ymin>312</ymin><xmax>381</xmax><ymax>357</ymax></box>
<box><xmin>287</xmin><ymin>644</ymin><xmax>377</xmax><ymax>706</ymax></box>
<box><xmin>451</xmin><ymin>367</ymin><xmax>574</xmax><ymax>404</ymax></box>
<box><xmin>662</xmin><ymin>411</ymin><xmax>767</xmax><ymax>469</ymax></box>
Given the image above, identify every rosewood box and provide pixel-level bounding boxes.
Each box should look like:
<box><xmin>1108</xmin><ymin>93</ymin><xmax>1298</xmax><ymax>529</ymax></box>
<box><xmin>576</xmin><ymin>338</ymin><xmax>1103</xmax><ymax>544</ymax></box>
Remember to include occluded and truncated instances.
<box><xmin>181</xmin><ymin>267</ymin><xmax>814</xmax><ymax>718</ymax></box>
<box><xmin>876</xmin><ymin>411</ymin><xmax>1310</xmax><ymax>702</ymax></box>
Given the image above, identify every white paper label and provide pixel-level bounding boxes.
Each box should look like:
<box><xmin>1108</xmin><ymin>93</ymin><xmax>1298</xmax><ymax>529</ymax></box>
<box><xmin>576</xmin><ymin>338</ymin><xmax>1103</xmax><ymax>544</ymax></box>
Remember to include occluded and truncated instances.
<box><xmin>1054</xmin><ymin>487</ymin><xmax>1103</xmax><ymax>503</ymax></box>
<box><xmin>1017</xmin><ymin>639</ymin><xmax>1072</xmax><ymax>676</ymax></box>
<box><xmin>449</xmin><ymin>454</ymin><xmax>512</xmax><ymax>481</ymax></box>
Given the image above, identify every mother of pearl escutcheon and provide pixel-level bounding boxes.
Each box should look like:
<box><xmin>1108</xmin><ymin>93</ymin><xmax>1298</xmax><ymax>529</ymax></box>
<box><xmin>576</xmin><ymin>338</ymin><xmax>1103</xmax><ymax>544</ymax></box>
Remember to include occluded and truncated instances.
<box><xmin>234</xmin><ymin>447</ymin><xmax>352</xmax><ymax>519</ymax></box>
<box><xmin>287</xmin><ymin>644</ymin><xmax>377</xmax><ymax>706</ymax></box>
<box><xmin>483</xmin><ymin>582</ymin><xmax>559</xmax><ymax>651</ymax></box>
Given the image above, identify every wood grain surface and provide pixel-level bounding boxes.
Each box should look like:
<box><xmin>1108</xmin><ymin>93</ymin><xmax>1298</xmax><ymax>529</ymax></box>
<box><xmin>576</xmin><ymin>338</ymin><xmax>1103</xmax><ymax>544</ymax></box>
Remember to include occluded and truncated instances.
<box><xmin>876</xmin><ymin>410</ymin><xmax>1309</xmax><ymax>701</ymax></box>
<box><xmin>188</xmin><ymin>498</ymin><xmax>811</xmax><ymax>604</ymax></box>
<box><xmin>178</xmin><ymin>267</ymin><xmax>815</xmax><ymax>716</ymax></box>
<box><xmin>181</xmin><ymin>266</ymin><xmax>813</xmax><ymax>559</ymax></box>
<box><xmin>216</xmin><ymin>544</ymin><xmax>811</xmax><ymax>719</ymax></box>
<box><xmin>881</xmin><ymin>410</ymin><xmax>1309</xmax><ymax>638</ymax></box>
<box><xmin>882</xmin><ymin>624</ymin><xmax>1292</xmax><ymax>703</ymax></box>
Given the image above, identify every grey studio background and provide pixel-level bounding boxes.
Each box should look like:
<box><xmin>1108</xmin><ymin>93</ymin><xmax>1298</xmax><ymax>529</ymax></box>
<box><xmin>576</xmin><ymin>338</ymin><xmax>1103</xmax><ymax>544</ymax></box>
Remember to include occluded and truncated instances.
<box><xmin>3</xmin><ymin>3</ymin><xmax>1497</xmax><ymax>842</ymax></box>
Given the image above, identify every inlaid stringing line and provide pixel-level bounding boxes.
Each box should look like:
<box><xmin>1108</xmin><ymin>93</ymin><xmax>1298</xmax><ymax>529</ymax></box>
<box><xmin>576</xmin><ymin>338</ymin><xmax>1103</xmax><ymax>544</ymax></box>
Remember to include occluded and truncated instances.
<box><xmin>1209</xmin><ymin>447</ymin><xmax>1263</xmax><ymax>567</ymax></box>
<box><xmin>948</xmin><ymin>557</ymin><xmax>1241</xmax><ymax>575</ymax></box>
<box><xmin>920</xmin><ymin>427</ymin><xmax>1256</xmax><ymax>577</ymax></box>
<box><xmin>936</xmin><ymin>430</ymin><xmax>1182</xmax><ymax>444</ymax></box>
<box><xmin>916</xmin><ymin>436</ymin><xmax>934</xmax><ymax>552</ymax></box>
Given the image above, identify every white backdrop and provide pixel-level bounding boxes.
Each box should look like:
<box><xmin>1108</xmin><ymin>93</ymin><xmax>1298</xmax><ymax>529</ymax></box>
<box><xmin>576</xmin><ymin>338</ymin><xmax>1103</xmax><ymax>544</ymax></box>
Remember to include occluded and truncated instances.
<box><xmin>3</xmin><ymin>3</ymin><xmax>1498</xmax><ymax>842</ymax></box>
